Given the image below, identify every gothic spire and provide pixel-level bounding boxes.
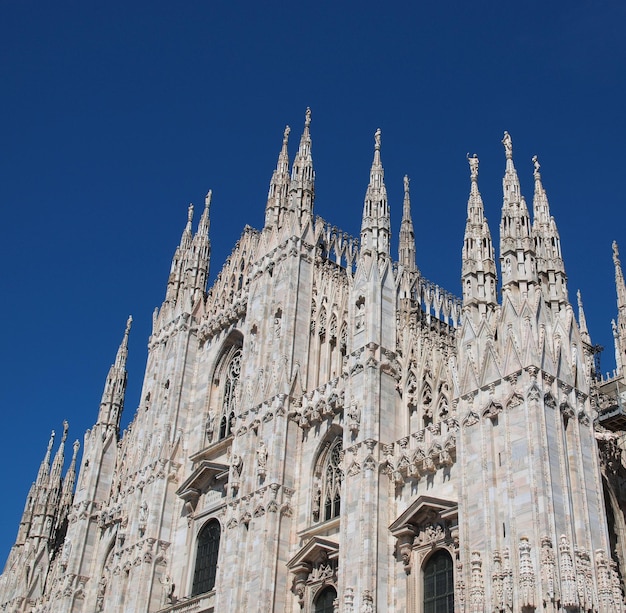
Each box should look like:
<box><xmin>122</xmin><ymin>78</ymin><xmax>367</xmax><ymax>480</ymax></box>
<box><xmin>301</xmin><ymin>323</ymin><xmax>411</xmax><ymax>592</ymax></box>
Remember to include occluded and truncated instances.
<box><xmin>398</xmin><ymin>175</ymin><xmax>417</xmax><ymax>270</ymax></box>
<box><xmin>50</xmin><ymin>421</ymin><xmax>68</xmax><ymax>483</ymax></box>
<box><xmin>186</xmin><ymin>191</ymin><xmax>212</xmax><ymax>301</ymax></box>
<box><xmin>36</xmin><ymin>430</ymin><xmax>55</xmax><ymax>484</ymax></box>
<box><xmin>198</xmin><ymin>190</ymin><xmax>211</xmax><ymax>237</ymax></box>
<box><xmin>613</xmin><ymin>241</ymin><xmax>626</xmax><ymax>374</ymax></box>
<box><xmin>98</xmin><ymin>317</ymin><xmax>131</xmax><ymax>429</ymax></box>
<box><xmin>59</xmin><ymin>439</ymin><xmax>80</xmax><ymax>521</ymax></box>
<box><xmin>265</xmin><ymin>126</ymin><xmax>291</xmax><ymax>228</ymax></box>
<box><xmin>461</xmin><ymin>154</ymin><xmax>497</xmax><ymax>311</ymax></box>
<box><xmin>577</xmin><ymin>290</ymin><xmax>591</xmax><ymax>345</ymax></box>
<box><xmin>360</xmin><ymin>128</ymin><xmax>390</xmax><ymax>258</ymax></box>
<box><xmin>499</xmin><ymin>132</ymin><xmax>536</xmax><ymax>293</ymax></box>
<box><xmin>181</xmin><ymin>203</ymin><xmax>194</xmax><ymax>250</ymax></box>
<box><xmin>531</xmin><ymin>155</ymin><xmax>568</xmax><ymax>309</ymax></box>
<box><xmin>288</xmin><ymin>108</ymin><xmax>314</xmax><ymax>220</ymax></box>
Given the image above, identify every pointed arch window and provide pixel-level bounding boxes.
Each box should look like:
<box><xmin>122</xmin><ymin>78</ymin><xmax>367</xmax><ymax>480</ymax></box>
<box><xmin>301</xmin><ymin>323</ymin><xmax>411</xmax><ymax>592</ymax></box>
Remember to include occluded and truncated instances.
<box><xmin>314</xmin><ymin>585</ymin><xmax>337</xmax><ymax>613</ymax></box>
<box><xmin>219</xmin><ymin>349</ymin><xmax>241</xmax><ymax>440</ymax></box>
<box><xmin>323</xmin><ymin>438</ymin><xmax>343</xmax><ymax>521</ymax></box>
<box><xmin>191</xmin><ymin>519</ymin><xmax>221</xmax><ymax>596</ymax></box>
<box><xmin>423</xmin><ymin>549</ymin><xmax>454</xmax><ymax>613</ymax></box>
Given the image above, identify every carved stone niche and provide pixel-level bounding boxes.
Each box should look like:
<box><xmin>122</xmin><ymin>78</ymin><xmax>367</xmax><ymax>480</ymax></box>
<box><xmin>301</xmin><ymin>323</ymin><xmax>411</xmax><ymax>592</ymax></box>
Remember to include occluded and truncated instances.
<box><xmin>287</xmin><ymin>537</ymin><xmax>339</xmax><ymax>611</ymax></box>
<box><xmin>389</xmin><ymin>496</ymin><xmax>458</xmax><ymax>575</ymax></box>
<box><xmin>175</xmin><ymin>460</ymin><xmax>229</xmax><ymax>515</ymax></box>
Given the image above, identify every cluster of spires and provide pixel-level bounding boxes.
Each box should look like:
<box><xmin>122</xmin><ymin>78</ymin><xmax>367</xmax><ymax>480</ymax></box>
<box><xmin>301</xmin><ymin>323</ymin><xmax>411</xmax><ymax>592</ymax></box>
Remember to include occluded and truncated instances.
<box><xmin>15</xmin><ymin>109</ymin><xmax>626</xmax><ymax>567</ymax></box>
<box><xmin>462</xmin><ymin>131</ymin><xmax>568</xmax><ymax>314</ymax></box>
<box><xmin>17</xmin><ymin>422</ymin><xmax>79</xmax><ymax>549</ymax></box>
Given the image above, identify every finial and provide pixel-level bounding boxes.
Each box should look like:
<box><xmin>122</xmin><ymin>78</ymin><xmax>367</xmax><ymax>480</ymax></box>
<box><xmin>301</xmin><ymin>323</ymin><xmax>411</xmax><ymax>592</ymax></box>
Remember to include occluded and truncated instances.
<box><xmin>61</xmin><ymin>420</ymin><xmax>69</xmax><ymax>443</ymax></box>
<box><xmin>374</xmin><ymin>128</ymin><xmax>381</xmax><ymax>151</ymax></box>
<box><xmin>467</xmin><ymin>153</ymin><xmax>479</xmax><ymax>181</ymax></box>
<box><xmin>532</xmin><ymin>155</ymin><xmax>541</xmax><ymax>179</ymax></box>
<box><xmin>47</xmin><ymin>431</ymin><xmax>55</xmax><ymax>453</ymax></box>
<box><xmin>403</xmin><ymin>175</ymin><xmax>410</xmax><ymax>194</ymax></box>
<box><xmin>72</xmin><ymin>440</ymin><xmax>80</xmax><ymax>459</ymax></box>
<box><xmin>502</xmin><ymin>131</ymin><xmax>513</xmax><ymax>159</ymax></box>
<box><xmin>125</xmin><ymin>315</ymin><xmax>133</xmax><ymax>335</ymax></box>
<box><xmin>187</xmin><ymin>203</ymin><xmax>194</xmax><ymax>223</ymax></box>
<box><xmin>305</xmin><ymin>107</ymin><xmax>311</xmax><ymax>128</ymax></box>
<box><xmin>283</xmin><ymin>125</ymin><xmax>290</xmax><ymax>143</ymax></box>
<box><xmin>205</xmin><ymin>190</ymin><xmax>212</xmax><ymax>208</ymax></box>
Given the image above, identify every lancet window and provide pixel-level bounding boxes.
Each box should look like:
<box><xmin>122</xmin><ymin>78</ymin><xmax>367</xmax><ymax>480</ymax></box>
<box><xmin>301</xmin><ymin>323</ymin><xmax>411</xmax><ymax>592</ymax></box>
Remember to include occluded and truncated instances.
<box><xmin>219</xmin><ymin>348</ymin><xmax>241</xmax><ymax>440</ymax></box>
<box><xmin>191</xmin><ymin>519</ymin><xmax>221</xmax><ymax>596</ymax></box>
<box><xmin>314</xmin><ymin>586</ymin><xmax>337</xmax><ymax>613</ymax></box>
<box><xmin>314</xmin><ymin>437</ymin><xmax>343</xmax><ymax>522</ymax></box>
<box><xmin>423</xmin><ymin>549</ymin><xmax>454</xmax><ymax>613</ymax></box>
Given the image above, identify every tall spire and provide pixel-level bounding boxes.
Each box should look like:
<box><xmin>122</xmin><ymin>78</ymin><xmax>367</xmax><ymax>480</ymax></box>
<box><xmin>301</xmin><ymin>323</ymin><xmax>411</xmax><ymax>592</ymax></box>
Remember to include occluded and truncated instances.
<box><xmin>398</xmin><ymin>175</ymin><xmax>417</xmax><ymax>270</ymax></box>
<box><xmin>613</xmin><ymin>241</ymin><xmax>626</xmax><ymax>374</ymax></box>
<box><xmin>360</xmin><ymin>128</ymin><xmax>390</xmax><ymax>258</ymax></box>
<box><xmin>50</xmin><ymin>421</ymin><xmax>68</xmax><ymax>483</ymax></box>
<box><xmin>181</xmin><ymin>203</ymin><xmax>194</xmax><ymax>249</ymax></box>
<box><xmin>461</xmin><ymin>154</ymin><xmax>497</xmax><ymax>312</ymax></box>
<box><xmin>265</xmin><ymin>126</ymin><xmax>291</xmax><ymax>229</ymax></box>
<box><xmin>164</xmin><ymin>197</ymin><xmax>211</xmax><ymax>307</ymax></box>
<box><xmin>531</xmin><ymin>155</ymin><xmax>567</xmax><ymax>309</ymax></box>
<box><xmin>499</xmin><ymin>132</ymin><xmax>536</xmax><ymax>294</ymax></box>
<box><xmin>98</xmin><ymin>317</ymin><xmax>131</xmax><ymax>429</ymax></box>
<box><xmin>185</xmin><ymin>191</ymin><xmax>212</xmax><ymax>301</ymax></box>
<box><xmin>288</xmin><ymin>108</ymin><xmax>314</xmax><ymax>221</ymax></box>
<box><xmin>59</xmin><ymin>439</ymin><xmax>80</xmax><ymax>523</ymax></box>
<box><xmin>577</xmin><ymin>290</ymin><xmax>591</xmax><ymax>345</ymax></box>
<box><xmin>36</xmin><ymin>430</ymin><xmax>55</xmax><ymax>484</ymax></box>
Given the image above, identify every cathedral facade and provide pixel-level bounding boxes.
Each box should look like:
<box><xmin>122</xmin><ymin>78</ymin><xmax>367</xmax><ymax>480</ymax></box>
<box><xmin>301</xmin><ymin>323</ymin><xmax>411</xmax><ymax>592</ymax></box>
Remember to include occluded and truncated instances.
<box><xmin>3</xmin><ymin>110</ymin><xmax>626</xmax><ymax>613</ymax></box>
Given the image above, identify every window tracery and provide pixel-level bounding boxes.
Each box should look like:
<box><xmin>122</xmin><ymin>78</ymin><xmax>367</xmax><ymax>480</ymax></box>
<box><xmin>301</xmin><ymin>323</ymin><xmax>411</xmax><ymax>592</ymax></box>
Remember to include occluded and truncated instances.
<box><xmin>423</xmin><ymin>549</ymin><xmax>454</xmax><ymax>612</ymax></box>
<box><xmin>313</xmin><ymin>437</ymin><xmax>343</xmax><ymax>523</ymax></box>
<box><xmin>191</xmin><ymin>519</ymin><xmax>221</xmax><ymax>596</ymax></box>
<box><xmin>219</xmin><ymin>349</ymin><xmax>241</xmax><ymax>440</ymax></box>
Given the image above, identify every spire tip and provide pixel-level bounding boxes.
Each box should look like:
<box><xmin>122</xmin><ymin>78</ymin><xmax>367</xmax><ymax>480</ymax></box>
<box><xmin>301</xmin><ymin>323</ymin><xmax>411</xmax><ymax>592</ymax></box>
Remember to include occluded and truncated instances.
<box><xmin>467</xmin><ymin>153</ymin><xmax>479</xmax><ymax>180</ymax></box>
<box><xmin>502</xmin><ymin>131</ymin><xmax>513</xmax><ymax>159</ymax></box>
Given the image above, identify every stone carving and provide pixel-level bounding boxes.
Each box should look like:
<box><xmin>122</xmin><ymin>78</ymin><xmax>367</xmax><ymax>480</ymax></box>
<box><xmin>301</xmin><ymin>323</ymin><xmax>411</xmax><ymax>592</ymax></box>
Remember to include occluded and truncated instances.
<box><xmin>540</xmin><ymin>536</ymin><xmax>559</xmax><ymax>606</ymax></box>
<box><xmin>361</xmin><ymin>589</ymin><xmax>374</xmax><ymax>613</ymax></box>
<box><xmin>256</xmin><ymin>440</ymin><xmax>268</xmax><ymax>478</ymax></box>
<box><xmin>205</xmin><ymin>410</ymin><xmax>215</xmax><ymax>442</ymax></box>
<box><xmin>469</xmin><ymin>551</ymin><xmax>484</xmax><ymax>613</ymax></box>
<box><xmin>518</xmin><ymin>536</ymin><xmax>535</xmax><ymax>608</ymax></box>
<box><xmin>230</xmin><ymin>453</ymin><xmax>243</xmax><ymax>494</ymax></box>
<box><xmin>347</xmin><ymin>400</ymin><xmax>361</xmax><ymax>434</ymax></box>
<box><xmin>559</xmin><ymin>535</ymin><xmax>578</xmax><ymax>608</ymax></box>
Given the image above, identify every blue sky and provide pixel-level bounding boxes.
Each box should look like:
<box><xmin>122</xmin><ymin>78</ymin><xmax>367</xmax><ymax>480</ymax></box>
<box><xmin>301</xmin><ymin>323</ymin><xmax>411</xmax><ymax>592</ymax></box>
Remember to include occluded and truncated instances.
<box><xmin>1</xmin><ymin>1</ymin><xmax>625</xmax><ymax>562</ymax></box>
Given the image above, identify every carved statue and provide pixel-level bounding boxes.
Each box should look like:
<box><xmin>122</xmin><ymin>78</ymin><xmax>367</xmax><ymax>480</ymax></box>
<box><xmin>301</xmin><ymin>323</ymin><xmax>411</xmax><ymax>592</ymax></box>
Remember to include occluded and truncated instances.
<box><xmin>502</xmin><ymin>131</ymin><xmax>513</xmax><ymax>157</ymax></box>
<box><xmin>257</xmin><ymin>440</ymin><xmax>268</xmax><ymax>476</ymax></box>
<box><xmin>467</xmin><ymin>153</ymin><xmax>479</xmax><ymax>179</ymax></box>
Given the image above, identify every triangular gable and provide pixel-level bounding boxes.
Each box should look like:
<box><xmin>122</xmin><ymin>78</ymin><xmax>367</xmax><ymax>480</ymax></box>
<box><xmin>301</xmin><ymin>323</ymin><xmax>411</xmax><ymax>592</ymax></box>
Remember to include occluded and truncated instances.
<box><xmin>286</xmin><ymin>536</ymin><xmax>339</xmax><ymax>574</ymax></box>
<box><xmin>175</xmin><ymin>460</ymin><xmax>229</xmax><ymax>505</ymax></box>
<box><xmin>389</xmin><ymin>495</ymin><xmax>457</xmax><ymax>538</ymax></box>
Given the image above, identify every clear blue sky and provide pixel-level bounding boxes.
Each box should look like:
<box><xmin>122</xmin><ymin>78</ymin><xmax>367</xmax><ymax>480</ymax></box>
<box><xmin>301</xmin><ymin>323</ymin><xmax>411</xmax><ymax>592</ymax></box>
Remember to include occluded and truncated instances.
<box><xmin>1</xmin><ymin>1</ymin><xmax>625</xmax><ymax>563</ymax></box>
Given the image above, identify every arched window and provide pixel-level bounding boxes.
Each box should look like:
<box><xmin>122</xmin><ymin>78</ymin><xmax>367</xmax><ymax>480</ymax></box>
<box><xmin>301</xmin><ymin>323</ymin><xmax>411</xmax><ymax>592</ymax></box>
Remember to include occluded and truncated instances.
<box><xmin>191</xmin><ymin>520</ymin><xmax>221</xmax><ymax>596</ymax></box>
<box><xmin>323</xmin><ymin>438</ymin><xmax>343</xmax><ymax>521</ymax></box>
<box><xmin>219</xmin><ymin>348</ymin><xmax>241</xmax><ymax>440</ymax></box>
<box><xmin>314</xmin><ymin>585</ymin><xmax>337</xmax><ymax>613</ymax></box>
<box><xmin>423</xmin><ymin>549</ymin><xmax>454</xmax><ymax>613</ymax></box>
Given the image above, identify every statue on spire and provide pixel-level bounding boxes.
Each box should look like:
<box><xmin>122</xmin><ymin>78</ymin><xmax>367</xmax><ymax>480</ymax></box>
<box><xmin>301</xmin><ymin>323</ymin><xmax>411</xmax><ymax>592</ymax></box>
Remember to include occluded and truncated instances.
<box><xmin>502</xmin><ymin>131</ymin><xmax>513</xmax><ymax>159</ymax></box>
<box><xmin>305</xmin><ymin>107</ymin><xmax>311</xmax><ymax>128</ymax></box>
<box><xmin>283</xmin><ymin>125</ymin><xmax>290</xmax><ymax>143</ymax></box>
<box><xmin>467</xmin><ymin>153</ymin><xmax>479</xmax><ymax>180</ymax></box>
<box><xmin>374</xmin><ymin>128</ymin><xmax>381</xmax><ymax>150</ymax></box>
<box><xmin>532</xmin><ymin>155</ymin><xmax>540</xmax><ymax>175</ymax></box>
<box><xmin>403</xmin><ymin>174</ymin><xmax>409</xmax><ymax>193</ymax></box>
